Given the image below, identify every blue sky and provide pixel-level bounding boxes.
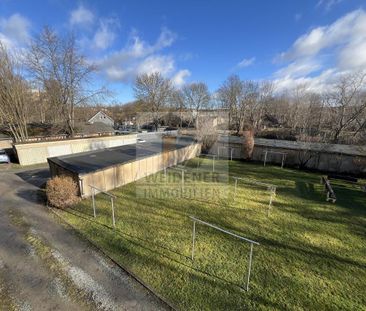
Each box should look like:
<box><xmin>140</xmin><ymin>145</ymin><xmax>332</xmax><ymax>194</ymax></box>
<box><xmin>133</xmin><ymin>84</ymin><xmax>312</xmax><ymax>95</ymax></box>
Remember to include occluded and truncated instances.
<box><xmin>1</xmin><ymin>0</ymin><xmax>366</xmax><ymax>103</ymax></box>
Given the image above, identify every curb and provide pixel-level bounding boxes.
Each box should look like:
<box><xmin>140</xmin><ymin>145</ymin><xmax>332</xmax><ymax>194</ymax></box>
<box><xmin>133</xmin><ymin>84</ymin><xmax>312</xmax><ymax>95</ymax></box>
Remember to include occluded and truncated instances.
<box><xmin>49</xmin><ymin>207</ymin><xmax>179</xmax><ymax>311</ymax></box>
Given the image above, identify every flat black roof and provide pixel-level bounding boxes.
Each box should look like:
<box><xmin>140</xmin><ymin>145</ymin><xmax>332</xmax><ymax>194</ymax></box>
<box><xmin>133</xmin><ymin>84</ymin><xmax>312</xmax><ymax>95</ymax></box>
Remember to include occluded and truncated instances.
<box><xmin>48</xmin><ymin>136</ymin><xmax>196</xmax><ymax>175</ymax></box>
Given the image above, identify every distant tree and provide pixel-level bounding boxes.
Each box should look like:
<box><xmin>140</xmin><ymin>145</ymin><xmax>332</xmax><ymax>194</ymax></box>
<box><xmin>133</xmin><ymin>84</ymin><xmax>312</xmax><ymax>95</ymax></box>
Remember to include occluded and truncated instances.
<box><xmin>181</xmin><ymin>82</ymin><xmax>210</xmax><ymax>128</ymax></box>
<box><xmin>195</xmin><ymin>116</ymin><xmax>218</xmax><ymax>153</ymax></box>
<box><xmin>134</xmin><ymin>72</ymin><xmax>173</xmax><ymax>131</ymax></box>
<box><xmin>217</xmin><ymin>75</ymin><xmax>245</xmax><ymax>134</ymax></box>
<box><xmin>325</xmin><ymin>72</ymin><xmax>366</xmax><ymax>143</ymax></box>
<box><xmin>170</xmin><ymin>89</ymin><xmax>185</xmax><ymax>129</ymax></box>
<box><xmin>27</xmin><ymin>27</ymin><xmax>106</xmax><ymax>136</ymax></box>
<box><xmin>0</xmin><ymin>43</ymin><xmax>30</xmax><ymax>142</ymax></box>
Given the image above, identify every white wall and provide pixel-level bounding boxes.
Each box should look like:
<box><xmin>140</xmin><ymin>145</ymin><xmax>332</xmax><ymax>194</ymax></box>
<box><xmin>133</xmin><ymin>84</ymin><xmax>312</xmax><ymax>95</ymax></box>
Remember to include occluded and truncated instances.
<box><xmin>14</xmin><ymin>134</ymin><xmax>137</xmax><ymax>166</ymax></box>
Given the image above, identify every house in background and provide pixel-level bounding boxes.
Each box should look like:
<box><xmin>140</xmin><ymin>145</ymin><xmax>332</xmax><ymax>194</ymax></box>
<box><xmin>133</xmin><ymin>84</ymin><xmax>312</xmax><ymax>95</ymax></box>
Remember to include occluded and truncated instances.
<box><xmin>74</xmin><ymin>111</ymin><xmax>115</xmax><ymax>136</ymax></box>
<box><xmin>87</xmin><ymin>111</ymin><xmax>114</xmax><ymax>127</ymax></box>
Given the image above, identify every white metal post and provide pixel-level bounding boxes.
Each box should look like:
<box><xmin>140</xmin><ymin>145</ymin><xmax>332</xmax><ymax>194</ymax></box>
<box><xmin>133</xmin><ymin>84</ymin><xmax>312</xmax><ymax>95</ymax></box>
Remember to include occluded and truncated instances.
<box><xmin>281</xmin><ymin>154</ymin><xmax>285</xmax><ymax>168</ymax></box>
<box><xmin>189</xmin><ymin>216</ymin><xmax>259</xmax><ymax>291</ymax></box>
<box><xmin>230</xmin><ymin>148</ymin><xmax>234</xmax><ymax>161</ymax></box>
<box><xmin>212</xmin><ymin>156</ymin><xmax>215</xmax><ymax>172</ymax></box>
<box><xmin>111</xmin><ymin>197</ymin><xmax>116</xmax><ymax>228</ymax></box>
<box><xmin>191</xmin><ymin>221</ymin><xmax>196</xmax><ymax>260</ymax></box>
<box><xmin>268</xmin><ymin>192</ymin><xmax>273</xmax><ymax>216</ymax></box>
<box><xmin>264</xmin><ymin>151</ymin><xmax>268</xmax><ymax>167</ymax></box>
<box><xmin>92</xmin><ymin>187</ymin><xmax>96</xmax><ymax>218</ymax></box>
<box><xmin>234</xmin><ymin>177</ymin><xmax>238</xmax><ymax>197</ymax></box>
<box><xmin>246</xmin><ymin>243</ymin><xmax>254</xmax><ymax>291</ymax></box>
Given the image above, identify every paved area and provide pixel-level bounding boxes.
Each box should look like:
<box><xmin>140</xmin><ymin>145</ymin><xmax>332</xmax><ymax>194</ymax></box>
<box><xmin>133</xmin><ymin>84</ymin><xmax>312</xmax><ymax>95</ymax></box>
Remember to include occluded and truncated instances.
<box><xmin>0</xmin><ymin>169</ymin><xmax>170</xmax><ymax>310</ymax></box>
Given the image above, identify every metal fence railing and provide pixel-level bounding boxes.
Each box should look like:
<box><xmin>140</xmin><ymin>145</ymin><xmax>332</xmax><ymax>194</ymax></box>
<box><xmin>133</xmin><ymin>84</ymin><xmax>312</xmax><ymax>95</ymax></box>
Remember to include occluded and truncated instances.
<box><xmin>189</xmin><ymin>216</ymin><xmax>260</xmax><ymax>291</ymax></box>
<box><xmin>89</xmin><ymin>185</ymin><xmax>117</xmax><ymax>228</ymax></box>
<box><xmin>263</xmin><ymin>150</ymin><xmax>287</xmax><ymax>168</ymax></box>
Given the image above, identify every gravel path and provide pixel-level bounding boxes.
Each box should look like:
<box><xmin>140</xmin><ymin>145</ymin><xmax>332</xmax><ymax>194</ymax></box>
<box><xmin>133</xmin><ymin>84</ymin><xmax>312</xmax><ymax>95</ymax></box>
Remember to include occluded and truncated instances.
<box><xmin>0</xmin><ymin>170</ymin><xmax>171</xmax><ymax>310</ymax></box>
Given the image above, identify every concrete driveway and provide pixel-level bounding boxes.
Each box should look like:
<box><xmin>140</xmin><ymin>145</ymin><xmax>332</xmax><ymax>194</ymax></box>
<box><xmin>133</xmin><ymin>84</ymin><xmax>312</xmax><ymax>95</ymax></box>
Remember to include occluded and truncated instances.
<box><xmin>0</xmin><ymin>168</ymin><xmax>170</xmax><ymax>310</ymax></box>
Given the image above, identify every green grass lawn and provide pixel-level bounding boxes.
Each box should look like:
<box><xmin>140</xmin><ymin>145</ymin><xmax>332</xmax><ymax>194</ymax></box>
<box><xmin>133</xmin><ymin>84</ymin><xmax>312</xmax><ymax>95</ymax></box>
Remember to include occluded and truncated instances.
<box><xmin>58</xmin><ymin>158</ymin><xmax>366</xmax><ymax>310</ymax></box>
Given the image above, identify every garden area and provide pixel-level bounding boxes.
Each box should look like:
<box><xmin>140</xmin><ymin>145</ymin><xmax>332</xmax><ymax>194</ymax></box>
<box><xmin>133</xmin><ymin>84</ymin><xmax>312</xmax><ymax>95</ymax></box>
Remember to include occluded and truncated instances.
<box><xmin>57</xmin><ymin>158</ymin><xmax>366</xmax><ymax>310</ymax></box>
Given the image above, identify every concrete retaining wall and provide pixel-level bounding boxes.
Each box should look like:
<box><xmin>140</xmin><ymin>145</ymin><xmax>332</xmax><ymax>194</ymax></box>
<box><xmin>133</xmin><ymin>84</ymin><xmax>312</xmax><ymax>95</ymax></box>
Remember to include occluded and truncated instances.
<box><xmin>208</xmin><ymin>136</ymin><xmax>366</xmax><ymax>175</ymax></box>
<box><xmin>14</xmin><ymin>134</ymin><xmax>137</xmax><ymax>166</ymax></box>
<box><xmin>0</xmin><ymin>139</ymin><xmax>12</xmax><ymax>149</ymax></box>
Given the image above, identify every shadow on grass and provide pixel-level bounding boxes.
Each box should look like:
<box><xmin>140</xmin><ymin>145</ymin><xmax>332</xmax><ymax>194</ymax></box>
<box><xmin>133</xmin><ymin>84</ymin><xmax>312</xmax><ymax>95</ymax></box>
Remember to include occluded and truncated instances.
<box><xmin>60</xmin><ymin>206</ymin><xmax>260</xmax><ymax>293</ymax></box>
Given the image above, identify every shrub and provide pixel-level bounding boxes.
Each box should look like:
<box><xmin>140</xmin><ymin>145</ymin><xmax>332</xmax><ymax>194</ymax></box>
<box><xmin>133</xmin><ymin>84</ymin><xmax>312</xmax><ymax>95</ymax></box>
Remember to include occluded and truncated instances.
<box><xmin>241</xmin><ymin>130</ymin><xmax>255</xmax><ymax>160</ymax></box>
<box><xmin>195</xmin><ymin>117</ymin><xmax>218</xmax><ymax>153</ymax></box>
<box><xmin>46</xmin><ymin>176</ymin><xmax>80</xmax><ymax>209</ymax></box>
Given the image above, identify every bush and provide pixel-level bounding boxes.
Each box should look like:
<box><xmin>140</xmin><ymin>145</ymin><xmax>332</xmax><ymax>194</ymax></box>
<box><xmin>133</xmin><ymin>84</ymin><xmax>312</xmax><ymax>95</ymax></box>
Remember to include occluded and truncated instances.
<box><xmin>241</xmin><ymin>130</ymin><xmax>254</xmax><ymax>160</ymax></box>
<box><xmin>195</xmin><ymin>117</ymin><xmax>218</xmax><ymax>153</ymax></box>
<box><xmin>46</xmin><ymin>176</ymin><xmax>80</xmax><ymax>209</ymax></box>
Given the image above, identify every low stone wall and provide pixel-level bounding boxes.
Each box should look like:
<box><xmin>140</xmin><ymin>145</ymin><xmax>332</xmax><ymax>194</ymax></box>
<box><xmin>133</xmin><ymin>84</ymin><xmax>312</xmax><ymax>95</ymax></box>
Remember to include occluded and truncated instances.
<box><xmin>14</xmin><ymin>134</ymin><xmax>137</xmax><ymax>166</ymax></box>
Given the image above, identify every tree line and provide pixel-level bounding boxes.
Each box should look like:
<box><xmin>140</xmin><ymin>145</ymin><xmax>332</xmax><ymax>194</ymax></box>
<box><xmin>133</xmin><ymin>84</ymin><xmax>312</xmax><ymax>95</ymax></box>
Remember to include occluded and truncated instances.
<box><xmin>1</xmin><ymin>26</ymin><xmax>365</xmax><ymax>145</ymax></box>
<box><xmin>133</xmin><ymin>72</ymin><xmax>366</xmax><ymax>145</ymax></box>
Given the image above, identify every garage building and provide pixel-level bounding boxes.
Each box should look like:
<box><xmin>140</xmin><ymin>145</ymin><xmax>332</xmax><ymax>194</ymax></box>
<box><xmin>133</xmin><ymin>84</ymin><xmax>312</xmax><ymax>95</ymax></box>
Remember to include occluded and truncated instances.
<box><xmin>48</xmin><ymin>136</ymin><xmax>201</xmax><ymax>197</ymax></box>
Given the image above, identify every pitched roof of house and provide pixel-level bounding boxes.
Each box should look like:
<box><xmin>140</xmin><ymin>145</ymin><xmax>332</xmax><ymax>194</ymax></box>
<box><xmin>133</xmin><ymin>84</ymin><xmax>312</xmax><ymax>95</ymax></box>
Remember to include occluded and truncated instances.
<box><xmin>88</xmin><ymin>110</ymin><xmax>114</xmax><ymax>123</ymax></box>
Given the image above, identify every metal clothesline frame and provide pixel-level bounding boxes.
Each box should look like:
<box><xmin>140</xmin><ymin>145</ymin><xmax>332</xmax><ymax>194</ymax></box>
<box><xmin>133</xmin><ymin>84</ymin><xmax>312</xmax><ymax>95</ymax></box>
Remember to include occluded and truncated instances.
<box><xmin>167</xmin><ymin>166</ymin><xmax>186</xmax><ymax>192</ymax></box>
<box><xmin>198</xmin><ymin>153</ymin><xmax>216</xmax><ymax>172</ymax></box>
<box><xmin>217</xmin><ymin>146</ymin><xmax>240</xmax><ymax>161</ymax></box>
<box><xmin>232</xmin><ymin>176</ymin><xmax>277</xmax><ymax>216</ymax></box>
<box><xmin>89</xmin><ymin>185</ymin><xmax>117</xmax><ymax>228</ymax></box>
<box><xmin>263</xmin><ymin>150</ymin><xmax>287</xmax><ymax>168</ymax></box>
<box><xmin>189</xmin><ymin>216</ymin><xmax>260</xmax><ymax>291</ymax></box>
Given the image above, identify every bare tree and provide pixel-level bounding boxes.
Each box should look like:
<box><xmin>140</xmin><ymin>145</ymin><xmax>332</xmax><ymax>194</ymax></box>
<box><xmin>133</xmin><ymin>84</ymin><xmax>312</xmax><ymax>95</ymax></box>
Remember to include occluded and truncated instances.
<box><xmin>195</xmin><ymin>116</ymin><xmax>218</xmax><ymax>153</ymax></box>
<box><xmin>325</xmin><ymin>72</ymin><xmax>366</xmax><ymax>143</ymax></box>
<box><xmin>255</xmin><ymin>81</ymin><xmax>275</xmax><ymax>129</ymax></box>
<box><xmin>27</xmin><ymin>27</ymin><xmax>105</xmax><ymax>136</ymax></box>
<box><xmin>0</xmin><ymin>43</ymin><xmax>30</xmax><ymax>142</ymax></box>
<box><xmin>243</xmin><ymin>80</ymin><xmax>260</xmax><ymax>129</ymax></box>
<box><xmin>181</xmin><ymin>82</ymin><xmax>210</xmax><ymax>128</ymax></box>
<box><xmin>217</xmin><ymin>75</ymin><xmax>245</xmax><ymax>134</ymax></box>
<box><xmin>134</xmin><ymin>72</ymin><xmax>173</xmax><ymax>131</ymax></box>
<box><xmin>170</xmin><ymin>89</ymin><xmax>186</xmax><ymax>129</ymax></box>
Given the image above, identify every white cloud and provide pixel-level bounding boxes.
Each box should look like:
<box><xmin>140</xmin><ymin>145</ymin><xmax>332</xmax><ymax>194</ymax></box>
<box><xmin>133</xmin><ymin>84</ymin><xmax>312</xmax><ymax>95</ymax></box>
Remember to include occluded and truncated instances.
<box><xmin>96</xmin><ymin>28</ymin><xmax>188</xmax><ymax>84</ymax></box>
<box><xmin>70</xmin><ymin>5</ymin><xmax>94</xmax><ymax>26</ymax></box>
<box><xmin>0</xmin><ymin>13</ymin><xmax>30</xmax><ymax>48</ymax></box>
<box><xmin>137</xmin><ymin>55</ymin><xmax>175</xmax><ymax>76</ymax></box>
<box><xmin>237</xmin><ymin>57</ymin><xmax>255</xmax><ymax>68</ymax></box>
<box><xmin>93</xmin><ymin>18</ymin><xmax>119</xmax><ymax>50</ymax></box>
<box><xmin>172</xmin><ymin>69</ymin><xmax>191</xmax><ymax>87</ymax></box>
<box><xmin>295</xmin><ymin>13</ymin><xmax>302</xmax><ymax>21</ymax></box>
<box><xmin>274</xmin><ymin>9</ymin><xmax>366</xmax><ymax>93</ymax></box>
<box><xmin>317</xmin><ymin>0</ymin><xmax>343</xmax><ymax>11</ymax></box>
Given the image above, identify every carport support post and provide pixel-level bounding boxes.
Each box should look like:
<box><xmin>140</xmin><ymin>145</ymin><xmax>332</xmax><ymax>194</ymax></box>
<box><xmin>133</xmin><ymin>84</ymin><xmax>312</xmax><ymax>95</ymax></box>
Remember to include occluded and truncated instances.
<box><xmin>92</xmin><ymin>188</ymin><xmax>96</xmax><ymax>218</ymax></box>
<box><xmin>246</xmin><ymin>243</ymin><xmax>254</xmax><ymax>291</ymax></box>
<box><xmin>191</xmin><ymin>220</ymin><xmax>196</xmax><ymax>260</ymax></box>
<box><xmin>111</xmin><ymin>197</ymin><xmax>116</xmax><ymax>228</ymax></box>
